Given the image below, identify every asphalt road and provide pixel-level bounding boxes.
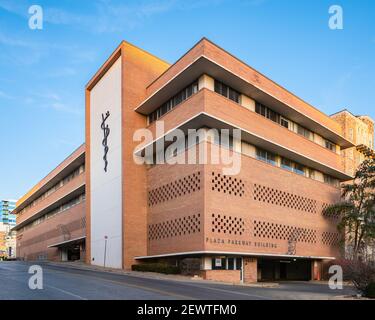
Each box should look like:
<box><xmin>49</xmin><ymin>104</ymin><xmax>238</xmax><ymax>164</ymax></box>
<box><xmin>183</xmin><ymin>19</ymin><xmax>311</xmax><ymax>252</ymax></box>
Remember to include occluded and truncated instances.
<box><xmin>0</xmin><ymin>261</ymin><xmax>356</xmax><ymax>300</ymax></box>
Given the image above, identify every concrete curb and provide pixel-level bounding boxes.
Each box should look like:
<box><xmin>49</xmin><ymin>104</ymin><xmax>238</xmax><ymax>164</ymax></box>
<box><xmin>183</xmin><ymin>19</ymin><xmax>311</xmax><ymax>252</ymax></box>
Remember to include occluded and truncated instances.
<box><xmin>40</xmin><ymin>261</ymin><xmax>280</xmax><ymax>288</ymax></box>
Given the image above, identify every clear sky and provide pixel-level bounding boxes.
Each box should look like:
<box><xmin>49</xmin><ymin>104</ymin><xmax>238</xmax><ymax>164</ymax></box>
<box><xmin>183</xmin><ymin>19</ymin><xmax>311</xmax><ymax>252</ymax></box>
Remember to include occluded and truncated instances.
<box><xmin>0</xmin><ymin>0</ymin><xmax>374</xmax><ymax>199</ymax></box>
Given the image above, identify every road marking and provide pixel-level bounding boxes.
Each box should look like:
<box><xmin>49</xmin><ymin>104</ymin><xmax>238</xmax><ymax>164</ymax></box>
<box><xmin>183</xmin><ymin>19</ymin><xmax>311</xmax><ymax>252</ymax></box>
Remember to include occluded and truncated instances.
<box><xmin>45</xmin><ymin>284</ymin><xmax>88</xmax><ymax>300</ymax></box>
<box><xmin>172</xmin><ymin>282</ymin><xmax>275</xmax><ymax>300</ymax></box>
<box><xmin>43</xmin><ymin>266</ymin><xmax>196</xmax><ymax>300</ymax></box>
<box><xmin>44</xmin><ymin>264</ymin><xmax>272</xmax><ymax>299</ymax></box>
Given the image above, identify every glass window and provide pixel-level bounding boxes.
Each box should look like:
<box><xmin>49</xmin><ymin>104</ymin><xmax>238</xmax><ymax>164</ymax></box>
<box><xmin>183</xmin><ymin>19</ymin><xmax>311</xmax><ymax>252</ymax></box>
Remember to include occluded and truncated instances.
<box><xmin>324</xmin><ymin>175</ymin><xmax>339</xmax><ymax>187</ymax></box>
<box><xmin>297</xmin><ymin>126</ymin><xmax>314</xmax><ymax>140</ymax></box>
<box><xmin>229</xmin><ymin>88</ymin><xmax>240</xmax><ymax>103</ymax></box>
<box><xmin>256</xmin><ymin>149</ymin><xmax>267</xmax><ymax>162</ymax></box>
<box><xmin>267</xmin><ymin>152</ymin><xmax>277</xmax><ymax>166</ymax></box>
<box><xmin>281</xmin><ymin>158</ymin><xmax>293</xmax><ymax>171</ymax></box>
<box><xmin>294</xmin><ymin>163</ymin><xmax>305</xmax><ymax>175</ymax></box>
<box><xmin>235</xmin><ymin>258</ymin><xmax>242</xmax><ymax>270</ymax></box>
<box><xmin>325</xmin><ymin>140</ymin><xmax>336</xmax><ymax>152</ymax></box>
<box><xmin>148</xmin><ymin>80</ymin><xmax>199</xmax><ymax>124</ymax></box>
<box><xmin>255</xmin><ymin>102</ymin><xmax>266</xmax><ymax>117</ymax></box>
<box><xmin>256</xmin><ymin>148</ymin><xmax>276</xmax><ymax>166</ymax></box>
<box><xmin>212</xmin><ymin>257</ymin><xmax>226</xmax><ymax>270</ymax></box>
<box><xmin>227</xmin><ymin>258</ymin><xmax>235</xmax><ymax>270</ymax></box>
<box><xmin>267</xmin><ymin>109</ymin><xmax>279</xmax><ymax>123</ymax></box>
<box><xmin>280</xmin><ymin>118</ymin><xmax>289</xmax><ymax>129</ymax></box>
<box><xmin>214</xmin><ymin>80</ymin><xmax>240</xmax><ymax>103</ymax></box>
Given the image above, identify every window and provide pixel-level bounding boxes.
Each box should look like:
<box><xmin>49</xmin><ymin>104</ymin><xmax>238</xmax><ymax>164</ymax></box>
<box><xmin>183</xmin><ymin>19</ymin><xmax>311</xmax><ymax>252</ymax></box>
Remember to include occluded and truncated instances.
<box><xmin>256</xmin><ymin>148</ymin><xmax>277</xmax><ymax>166</ymax></box>
<box><xmin>214</xmin><ymin>80</ymin><xmax>240</xmax><ymax>103</ymax></box>
<box><xmin>255</xmin><ymin>102</ymin><xmax>266</xmax><ymax>117</ymax></box>
<box><xmin>255</xmin><ymin>102</ymin><xmax>279</xmax><ymax>123</ymax></box>
<box><xmin>325</xmin><ymin>140</ymin><xmax>336</xmax><ymax>152</ymax></box>
<box><xmin>267</xmin><ymin>108</ymin><xmax>279</xmax><ymax>123</ymax></box>
<box><xmin>212</xmin><ymin>257</ymin><xmax>226</xmax><ymax>270</ymax></box>
<box><xmin>306</xmin><ymin>168</ymin><xmax>315</xmax><ymax>179</ymax></box>
<box><xmin>281</xmin><ymin>158</ymin><xmax>293</xmax><ymax>172</ymax></box>
<box><xmin>324</xmin><ymin>175</ymin><xmax>339</xmax><ymax>187</ymax></box>
<box><xmin>148</xmin><ymin>80</ymin><xmax>199</xmax><ymax>124</ymax></box>
<box><xmin>280</xmin><ymin>118</ymin><xmax>289</xmax><ymax>129</ymax></box>
<box><xmin>297</xmin><ymin>125</ymin><xmax>314</xmax><ymax>140</ymax></box>
<box><xmin>294</xmin><ymin>163</ymin><xmax>305</xmax><ymax>176</ymax></box>
<box><xmin>235</xmin><ymin>258</ymin><xmax>242</xmax><ymax>270</ymax></box>
<box><xmin>227</xmin><ymin>258</ymin><xmax>235</xmax><ymax>270</ymax></box>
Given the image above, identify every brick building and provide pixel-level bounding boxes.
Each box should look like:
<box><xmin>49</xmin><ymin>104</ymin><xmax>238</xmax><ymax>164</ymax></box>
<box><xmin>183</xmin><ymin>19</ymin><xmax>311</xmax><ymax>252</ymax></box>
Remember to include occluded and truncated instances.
<box><xmin>12</xmin><ymin>145</ymin><xmax>85</xmax><ymax>262</ymax></box>
<box><xmin>14</xmin><ymin>38</ymin><xmax>370</xmax><ymax>283</ymax></box>
<box><xmin>330</xmin><ymin>110</ymin><xmax>374</xmax><ymax>176</ymax></box>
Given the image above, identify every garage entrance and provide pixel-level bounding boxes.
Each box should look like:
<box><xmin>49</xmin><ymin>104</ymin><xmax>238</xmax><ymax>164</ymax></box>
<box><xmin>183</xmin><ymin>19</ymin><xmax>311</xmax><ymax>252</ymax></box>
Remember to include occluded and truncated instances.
<box><xmin>258</xmin><ymin>258</ymin><xmax>311</xmax><ymax>281</ymax></box>
<box><xmin>48</xmin><ymin>236</ymin><xmax>86</xmax><ymax>262</ymax></box>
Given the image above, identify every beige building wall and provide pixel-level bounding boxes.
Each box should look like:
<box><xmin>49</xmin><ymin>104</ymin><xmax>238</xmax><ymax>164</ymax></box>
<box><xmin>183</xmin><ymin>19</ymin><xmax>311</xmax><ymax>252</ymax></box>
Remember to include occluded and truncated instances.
<box><xmin>331</xmin><ymin>110</ymin><xmax>374</xmax><ymax>177</ymax></box>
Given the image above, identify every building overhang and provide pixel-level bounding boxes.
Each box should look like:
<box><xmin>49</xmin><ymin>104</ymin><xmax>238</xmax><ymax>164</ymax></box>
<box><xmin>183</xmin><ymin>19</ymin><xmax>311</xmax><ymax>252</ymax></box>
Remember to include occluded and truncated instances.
<box><xmin>134</xmin><ymin>112</ymin><xmax>354</xmax><ymax>181</ymax></box>
<box><xmin>135</xmin><ymin>56</ymin><xmax>354</xmax><ymax>149</ymax></box>
<box><xmin>11</xmin><ymin>184</ymin><xmax>85</xmax><ymax>231</ymax></box>
<box><xmin>135</xmin><ymin>251</ymin><xmax>336</xmax><ymax>261</ymax></box>
<box><xmin>13</xmin><ymin>145</ymin><xmax>85</xmax><ymax>215</ymax></box>
<box><xmin>48</xmin><ymin>236</ymin><xmax>86</xmax><ymax>248</ymax></box>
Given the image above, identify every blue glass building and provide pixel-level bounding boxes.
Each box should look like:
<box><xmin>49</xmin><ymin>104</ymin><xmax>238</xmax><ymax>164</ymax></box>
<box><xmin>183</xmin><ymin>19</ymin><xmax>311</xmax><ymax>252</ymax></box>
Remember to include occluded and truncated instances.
<box><xmin>0</xmin><ymin>200</ymin><xmax>17</xmax><ymax>227</ymax></box>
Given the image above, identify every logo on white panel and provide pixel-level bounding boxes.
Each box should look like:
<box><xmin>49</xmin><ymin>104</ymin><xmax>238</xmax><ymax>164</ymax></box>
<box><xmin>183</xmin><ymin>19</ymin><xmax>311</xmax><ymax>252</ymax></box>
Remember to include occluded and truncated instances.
<box><xmin>101</xmin><ymin>111</ymin><xmax>110</xmax><ymax>172</ymax></box>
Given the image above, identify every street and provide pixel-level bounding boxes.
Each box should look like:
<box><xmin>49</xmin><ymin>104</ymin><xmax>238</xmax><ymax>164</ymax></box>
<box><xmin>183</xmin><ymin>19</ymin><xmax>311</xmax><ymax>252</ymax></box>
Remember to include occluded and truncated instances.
<box><xmin>0</xmin><ymin>261</ymin><xmax>356</xmax><ymax>300</ymax></box>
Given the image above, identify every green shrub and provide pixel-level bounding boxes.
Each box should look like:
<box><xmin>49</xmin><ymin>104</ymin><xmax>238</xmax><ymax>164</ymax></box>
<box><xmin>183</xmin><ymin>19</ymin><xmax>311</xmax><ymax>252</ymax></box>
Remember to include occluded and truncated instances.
<box><xmin>132</xmin><ymin>263</ymin><xmax>180</xmax><ymax>275</ymax></box>
<box><xmin>364</xmin><ymin>282</ymin><xmax>375</xmax><ymax>299</ymax></box>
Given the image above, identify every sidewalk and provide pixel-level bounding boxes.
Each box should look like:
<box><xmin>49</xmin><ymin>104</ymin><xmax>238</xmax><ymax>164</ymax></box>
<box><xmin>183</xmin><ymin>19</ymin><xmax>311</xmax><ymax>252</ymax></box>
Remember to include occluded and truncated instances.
<box><xmin>42</xmin><ymin>260</ymin><xmax>279</xmax><ymax>288</ymax></box>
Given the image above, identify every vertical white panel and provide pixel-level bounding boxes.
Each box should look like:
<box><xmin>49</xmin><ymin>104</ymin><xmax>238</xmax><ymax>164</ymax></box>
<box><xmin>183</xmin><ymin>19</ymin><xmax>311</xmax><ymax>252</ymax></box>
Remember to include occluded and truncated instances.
<box><xmin>90</xmin><ymin>58</ymin><xmax>123</xmax><ymax>268</ymax></box>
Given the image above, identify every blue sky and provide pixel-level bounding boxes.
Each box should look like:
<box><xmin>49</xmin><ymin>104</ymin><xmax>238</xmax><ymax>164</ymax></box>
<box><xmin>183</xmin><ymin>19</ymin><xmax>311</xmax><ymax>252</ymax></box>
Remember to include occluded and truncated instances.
<box><xmin>0</xmin><ymin>0</ymin><xmax>374</xmax><ymax>199</ymax></box>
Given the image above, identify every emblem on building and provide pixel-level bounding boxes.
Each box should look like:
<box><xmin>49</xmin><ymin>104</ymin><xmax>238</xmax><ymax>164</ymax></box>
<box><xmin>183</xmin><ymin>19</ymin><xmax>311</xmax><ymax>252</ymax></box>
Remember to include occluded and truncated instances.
<box><xmin>287</xmin><ymin>229</ymin><xmax>299</xmax><ymax>256</ymax></box>
<box><xmin>101</xmin><ymin>111</ymin><xmax>110</xmax><ymax>172</ymax></box>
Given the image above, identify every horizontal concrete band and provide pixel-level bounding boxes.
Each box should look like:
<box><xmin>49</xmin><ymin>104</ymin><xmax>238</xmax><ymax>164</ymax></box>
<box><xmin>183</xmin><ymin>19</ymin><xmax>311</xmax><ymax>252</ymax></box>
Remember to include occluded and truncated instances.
<box><xmin>135</xmin><ymin>250</ymin><xmax>336</xmax><ymax>261</ymax></box>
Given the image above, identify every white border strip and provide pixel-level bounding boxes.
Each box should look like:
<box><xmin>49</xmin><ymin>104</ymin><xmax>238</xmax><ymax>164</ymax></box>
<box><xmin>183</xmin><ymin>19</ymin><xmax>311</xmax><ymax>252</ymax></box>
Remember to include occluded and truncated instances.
<box><xmin>135</xmin><ymin>250</ymin><xmax>336</xmax><ymax>261</ymax></box>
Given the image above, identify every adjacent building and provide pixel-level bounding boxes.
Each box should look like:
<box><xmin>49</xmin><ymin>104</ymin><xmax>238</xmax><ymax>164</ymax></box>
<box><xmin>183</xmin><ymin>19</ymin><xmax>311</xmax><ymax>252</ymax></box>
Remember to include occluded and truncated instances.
<box><xmin>14</xmin><ymin>38</ymin><xmax>372</xmax><ymax>283</ymax></box>
<box><xmin>0</xmin><ymin>199</ymin><xmax>17</xmax><ymax>259</ymax></box>
<box><xmin>0</xmin><ymin>200</ymin><xmax>16</xmax><ymax>226</ymax></box>
<box><xmin>330</xmin><ymin>110</ymin><xmax>375</xmax><ymax>261</ymax></box>
<box><xmin>12</xmin><ymin>145</ymin><xmax>85</xmax><ymax>262</ymax></box>
<box><xmin>330</xmin><ymin>110</ymin><xmax>374</xmax><ymax>176</ymax></box>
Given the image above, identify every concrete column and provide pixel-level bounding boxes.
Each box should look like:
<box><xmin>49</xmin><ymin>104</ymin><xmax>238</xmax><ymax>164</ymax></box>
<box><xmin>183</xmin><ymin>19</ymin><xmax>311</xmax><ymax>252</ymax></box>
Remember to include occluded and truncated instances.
<box><xmin>314</xmin><ymin>171</ymin><xmax>325</xmax><ymax>183</ymax></box>
<box><xmin>198</xmin><ymin>74</ymin><xmax>214</xmax><ymax>91</ymax></box>
<box><xmin>243</xmin><ymin>257</ymin><xmax>258</xmax><ymax>283</ymax></box>
<box><xmin>233</xmin><ymin>138</ymin><xmax>242</xmax><ymax>153</ymax></box>
<box><xmin>240</xmin><ymin>95</ymin><xmax>255</xmax><ymax>111</ymax></box>
<box><xmin>242</xmin><ymin>142</ymin><xmax>256</xmax><ymax>158</ymax></box>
